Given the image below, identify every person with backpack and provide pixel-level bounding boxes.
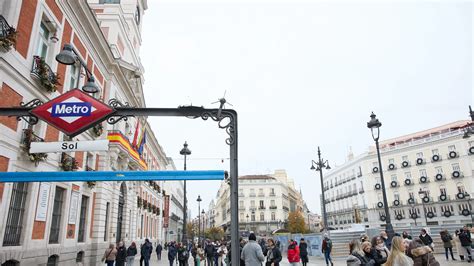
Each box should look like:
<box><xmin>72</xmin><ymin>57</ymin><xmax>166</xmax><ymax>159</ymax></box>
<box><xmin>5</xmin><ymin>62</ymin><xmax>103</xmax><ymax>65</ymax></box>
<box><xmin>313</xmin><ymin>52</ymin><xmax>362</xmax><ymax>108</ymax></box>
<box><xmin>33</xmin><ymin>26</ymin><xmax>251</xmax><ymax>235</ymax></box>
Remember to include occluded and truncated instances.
<box><xmin>140</xmin><ymin>239</ymin><xmax>153</xmax><ymax>266</ymax></box>
<box><xmin>321</xmin><ymin>234</ymin><xmax>334</xmax><ymax>266</ymax></box>
<box><xmin>459</xmin><ymin>226</ymin><xmax>472</xmax><ymax>262</ymax></box>
<box><xmin>126</xmin><ymin>242</ymin><xmax>138</xmax><ymax>266</ymax></box>
<box><xmin>440</xmin><ymin>229</ymin><xmax>456</xmax><ymax>261</ymax></box>
<box><xmin>116</xmin><ymin>241</ymin><xmax>127</xmax><ymax>266</ymax></box>
<box><xmin>168</xmin><ymin>242</ymin><xmax>178</xmax><ymax>266</ymax></box>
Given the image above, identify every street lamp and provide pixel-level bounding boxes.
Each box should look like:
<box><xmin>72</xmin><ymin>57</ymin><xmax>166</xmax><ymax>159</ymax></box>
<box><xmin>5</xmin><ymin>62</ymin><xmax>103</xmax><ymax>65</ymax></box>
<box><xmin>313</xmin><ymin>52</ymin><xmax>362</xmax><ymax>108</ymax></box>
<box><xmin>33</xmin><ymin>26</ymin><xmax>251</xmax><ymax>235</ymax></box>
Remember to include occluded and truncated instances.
<box><xmin>464</xmin><ymin>192</ymin><xmax>473</xmax><ymax>224</ymax></box>
<box><xmin>367</xmin><ymin>112</ymin><xmax>394</xmax><ymax>237</ymax></box>
<box><xmin>197</xmin><ymin>195</ymin><xmax>202</xmax><ymax>244</ymax></box>
<box><xmin>418</xmin><ymin>189</ymin><xmax>429</xmax><ymax>226</ymax></box>
<box><xmin>310</xmin><ymin>146</ymin><xmax>331</xmax><ymax>232</ymax></box>
<box><xmin>180</xmin><ymin>141</ymin><xmax>191</xmax><ymax>243</ymax></box>
<box><xmin>55</xmin><ymin>43</ymin><xmax>99</xmax><ymax>93</ymax></box>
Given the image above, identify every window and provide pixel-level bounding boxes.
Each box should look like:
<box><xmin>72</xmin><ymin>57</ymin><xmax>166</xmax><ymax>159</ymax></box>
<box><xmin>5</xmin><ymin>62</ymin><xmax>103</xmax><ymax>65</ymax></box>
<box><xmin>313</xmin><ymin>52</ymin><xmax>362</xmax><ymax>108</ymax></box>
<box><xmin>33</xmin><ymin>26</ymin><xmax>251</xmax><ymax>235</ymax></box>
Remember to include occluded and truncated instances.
<box><xmin>67</xmin><ymin>63</ymin><xmax>80</xmax><ymax>90</ymax></box>
<box><xmin>270</xmin><ymin>188</ymin><xmax>275</xmax><ymax>195</ymax></box>
<box><xmin>2</xmin><ymin>260</ymin><xmax>19</xmax><ymax>266</ymax></box>
<box><xmin>435</xmin><ymin>166</ymin><xmax>443</xmax><ymax>174</ymax></box>
<box><xmin>416</xmin><ymin>152</ymin><xmax>424</xmax><ymax>158</ymax></box>
<box><xmin>36</xmin><ymin>21</ymin><xmax>51</xmax><ymax>59</ymax></box>
<box><xmin>250</xmin><ymin>200</ymin><xmax>255</xmax><ymax>207</ymax></box>
<box><xmin>259</xmin><ymin>200</ymin><xmax>264</xmax><ymax>208</ymax></box>
<box><xmin>3</xmin><ymin>183</ymin><xmax>29</xmax><ymax>246</ymax></box>
<box><xmin>388</xmin><ymin>159</ymin><xmax>394</xmax><ymax>164</ymax></box>
<box><xmin>260</xmin><ymin>212</ymin><xmax>264</xmax><ymax>221</ymax></box>
<box><xmin>47</xmin><ymin>255</ymin><xmax>59</xmax><ymax>266</ymax></box>
<box><xmin>258</xmin><ymin>188</ymin><xmax>264</xmax><ymax>196</ymax></box>
<box><xmin>402</xmin><ymin>155</ymin><xmax>408</xmax><ymax>161</ymax></box>
<box><xmin>408</xmin><ymin>191</ymin><xmax>414</xmax><ymax>199</ymax></box>
<box><xmin>76</xmin><ymin>251</ymin><xmax>84</xmax><ymax>263</ymax></box>
<box><xmin>394</xmin><ymin>193</ymin><xmax>400</xmax><ymax>201</ymax></box>
<box><xmin>104</xmin><ymin>202</ymin><xmax>110</xmax><ymax>241</ymax></box>
<box><xmin>77</xmin><ymin>195</ymin><xmax>88</xmax><ymax>242</ymax></box>
<box><xmin>439</xmin><ymin>186</ymin><xmax>446</xmax><ymax>195</ymax></box>
<box><xmin>419</xmin><ymin>169</ymin><xmax>426</xmax><ymax>177</ymax></box>
<box><xmin>372</xmin><ymin>162</ymin><xmax>378</xmax><ymax>167</ymax></box>
<box><xmin>451</xmin><ymin>163</ymin><xmax>460</xmax><ymax>171</ymax></box>
<box><xmin>251</xmin><ymin>213</ymin><xmax>255</xmax><ymax>222</ymax></box>
<box><xmin>448</xmin><ymin>145</ymin><xmax>456</xmax><ymax>151</ymax></box>
<box><xmin>271</xmin><ymin>212</ymin><xmax>276</xmax><ymax>221</ymax></box>
<box><xmin>270</xmin><ymin>200</ymin><xmax>275</xmax><ymax>206</ymax></box>
<box><xmin>432</xmin><ymin>149</ymin><xmax>439</xmax><ymax>155</ymax></box>
<box><xmin>239</xmin><ymin>200</ymin><xmax>244</xmax><ymax>207</ymax></box>
<box><xmin>239</xmin><ymin>213</ymin><xmax>243</xmax><ymax>220</ymax></box>
<box><xmin>391</xmin><ymin>174</ymin><xmax>397</xmax><ymax>182</ymax></box>
<box><xmin>49</xmin><ymin>186</ymin><xmax>65</xmax><ymax>244</ymax></box>
<box><xmin>457</xmin><ymin>183</ymin><xmax>465</xmax><ymax>193</ymax></box>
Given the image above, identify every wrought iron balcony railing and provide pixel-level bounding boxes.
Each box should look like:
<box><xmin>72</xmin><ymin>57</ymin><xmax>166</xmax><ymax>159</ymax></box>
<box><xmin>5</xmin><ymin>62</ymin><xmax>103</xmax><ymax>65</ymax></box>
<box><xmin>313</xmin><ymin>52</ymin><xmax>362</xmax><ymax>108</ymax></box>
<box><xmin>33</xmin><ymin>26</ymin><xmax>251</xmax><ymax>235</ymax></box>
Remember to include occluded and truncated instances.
<box><xmin>0</xmin><ymin>15</ymin><xmax>17</xmax><ymax>51</ymax></box>
<box><xmin>31</xmin><ymin>56</ymin><xmax>60</xmax><ymax>92</ymax></box>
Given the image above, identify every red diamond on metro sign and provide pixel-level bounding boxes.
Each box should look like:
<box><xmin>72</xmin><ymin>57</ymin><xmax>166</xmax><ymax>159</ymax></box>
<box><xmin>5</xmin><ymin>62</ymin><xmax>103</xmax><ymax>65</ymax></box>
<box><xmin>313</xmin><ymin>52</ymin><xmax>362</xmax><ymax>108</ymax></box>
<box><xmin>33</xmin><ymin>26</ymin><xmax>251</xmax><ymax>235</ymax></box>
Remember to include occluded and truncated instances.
<box><xmin>31</xmin><ymin>89</ymin><xmax>114</xmax><ymax>137</ymax></box>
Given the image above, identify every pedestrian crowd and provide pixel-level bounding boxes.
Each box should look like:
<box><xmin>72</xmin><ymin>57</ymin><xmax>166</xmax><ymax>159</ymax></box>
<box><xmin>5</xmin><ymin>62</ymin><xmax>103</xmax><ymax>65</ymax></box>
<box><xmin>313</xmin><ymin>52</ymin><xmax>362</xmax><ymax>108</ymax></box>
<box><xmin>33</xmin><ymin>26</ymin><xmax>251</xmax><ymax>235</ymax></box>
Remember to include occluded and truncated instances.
<box><xmin>346</xmin><ymin>225</ymin><xmax>472</xmax><ymax>266</ymax></box>
<box><xmin>99</xmin><ymin>225</ymin><xmax>472</xmax><ymax>266</ymax></box>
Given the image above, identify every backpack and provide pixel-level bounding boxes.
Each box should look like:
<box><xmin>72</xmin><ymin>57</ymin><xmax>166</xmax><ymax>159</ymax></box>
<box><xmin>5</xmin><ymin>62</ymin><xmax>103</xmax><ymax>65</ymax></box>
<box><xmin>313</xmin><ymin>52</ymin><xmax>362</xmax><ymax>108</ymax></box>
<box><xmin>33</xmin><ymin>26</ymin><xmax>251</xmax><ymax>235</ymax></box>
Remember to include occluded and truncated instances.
<box><xmin>326</xmin><ymin>239</ymin><xmax>332</xmax><ymax>249</ymax></box>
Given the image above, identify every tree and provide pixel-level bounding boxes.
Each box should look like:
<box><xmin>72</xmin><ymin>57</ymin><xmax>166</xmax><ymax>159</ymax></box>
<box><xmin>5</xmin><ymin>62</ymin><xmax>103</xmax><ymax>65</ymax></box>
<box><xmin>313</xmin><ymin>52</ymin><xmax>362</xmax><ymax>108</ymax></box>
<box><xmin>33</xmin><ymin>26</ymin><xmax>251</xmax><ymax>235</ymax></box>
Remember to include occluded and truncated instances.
<box><xmin>204</xmin><ymin>226</ymin><xmax>224</xmax><ymax>241</ymax></box>
<box><xmin>187</xmin><ymin>222</ymin><xmax>197</xmax><ymax>240</ymax></box>
<box><xmin>287</xmin><ymin>211</ymin><xmax>309</xmax><ymax>233</ymax></box>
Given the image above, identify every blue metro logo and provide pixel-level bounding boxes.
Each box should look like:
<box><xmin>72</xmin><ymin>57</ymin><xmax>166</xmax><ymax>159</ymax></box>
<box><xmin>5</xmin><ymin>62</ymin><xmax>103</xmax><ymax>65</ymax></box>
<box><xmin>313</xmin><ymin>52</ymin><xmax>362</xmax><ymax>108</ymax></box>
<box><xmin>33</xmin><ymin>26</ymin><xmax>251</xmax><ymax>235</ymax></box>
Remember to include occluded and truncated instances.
<box><xmin>51</xmin><ymin>102</ymin><xmax>92</xmax><ymax>117</ymax></box>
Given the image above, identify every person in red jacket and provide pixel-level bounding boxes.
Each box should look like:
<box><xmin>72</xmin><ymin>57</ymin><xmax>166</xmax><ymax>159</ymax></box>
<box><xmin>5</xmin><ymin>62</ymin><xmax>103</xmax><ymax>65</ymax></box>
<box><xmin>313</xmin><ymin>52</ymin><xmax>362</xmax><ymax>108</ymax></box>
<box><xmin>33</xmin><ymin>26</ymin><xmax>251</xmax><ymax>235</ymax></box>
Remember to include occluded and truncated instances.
<box><xmin>287</xmin><ymin>239</ymin><xmax>300</xmax><ymax>265</ymax></box>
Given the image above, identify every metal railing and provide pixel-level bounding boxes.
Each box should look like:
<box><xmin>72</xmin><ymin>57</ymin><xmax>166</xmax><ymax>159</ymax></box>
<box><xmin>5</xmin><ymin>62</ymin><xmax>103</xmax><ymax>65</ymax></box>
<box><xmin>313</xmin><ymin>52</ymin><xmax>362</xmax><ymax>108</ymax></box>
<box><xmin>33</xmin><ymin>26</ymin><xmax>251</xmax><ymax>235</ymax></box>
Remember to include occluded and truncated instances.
<box><xmin>31</xmin><ymin>56</ymin><xmax>59</xmax><ymax>92</ymax></box>
<box><xmin>2</xmin><ymin>183</ymin><xmax>28</xmax><ymax>246</ymax></box>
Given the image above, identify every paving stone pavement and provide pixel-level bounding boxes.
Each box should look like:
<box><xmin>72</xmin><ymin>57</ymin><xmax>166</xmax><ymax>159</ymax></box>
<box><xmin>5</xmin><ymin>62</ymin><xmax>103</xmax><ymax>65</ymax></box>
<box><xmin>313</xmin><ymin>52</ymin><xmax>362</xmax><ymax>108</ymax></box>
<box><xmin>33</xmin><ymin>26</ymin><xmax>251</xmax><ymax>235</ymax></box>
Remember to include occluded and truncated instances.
<box><xmin>148</xmin><ymin>251</ymin><xmax>467</xmax><ymax>266</ymax></box>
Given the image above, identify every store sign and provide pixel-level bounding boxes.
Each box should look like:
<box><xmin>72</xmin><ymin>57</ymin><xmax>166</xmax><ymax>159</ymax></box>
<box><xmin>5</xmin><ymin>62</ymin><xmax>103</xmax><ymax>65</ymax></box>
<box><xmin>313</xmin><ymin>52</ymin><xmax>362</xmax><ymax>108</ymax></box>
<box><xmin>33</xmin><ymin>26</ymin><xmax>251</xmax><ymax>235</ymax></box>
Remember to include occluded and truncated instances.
<box><xmin>35</xmin><ymin>182</ymin><xmax>51</xmax><ymax>221</ymax></box>
<box><xmin>30</xmin><ymin>89</ymin><xmax>114</xmax><ymax>136</ymax></box>
<box><xmin>30</xmin><ymin>140</ymin><xmax>109</xmax><ymax>153</ymax></box>
<box><xmin>163</xmin><ymin>195</ymin><xmax>170</xmax><ymax>228</ymax></box>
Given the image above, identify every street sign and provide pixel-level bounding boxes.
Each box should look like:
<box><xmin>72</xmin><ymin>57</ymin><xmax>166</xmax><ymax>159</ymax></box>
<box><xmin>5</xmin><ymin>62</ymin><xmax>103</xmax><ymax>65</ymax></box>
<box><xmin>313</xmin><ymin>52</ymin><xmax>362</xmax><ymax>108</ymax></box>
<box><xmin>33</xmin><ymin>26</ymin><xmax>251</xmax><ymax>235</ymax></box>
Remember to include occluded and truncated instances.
<box><xmin>30</xmin><ymin>140</ymin><xmax>109</xmax><ymax>153</ymax></box>
<box><xmin>30</xmin><ymin>89</ymin><xmax>114</xmax><ymax>136</ymax></box>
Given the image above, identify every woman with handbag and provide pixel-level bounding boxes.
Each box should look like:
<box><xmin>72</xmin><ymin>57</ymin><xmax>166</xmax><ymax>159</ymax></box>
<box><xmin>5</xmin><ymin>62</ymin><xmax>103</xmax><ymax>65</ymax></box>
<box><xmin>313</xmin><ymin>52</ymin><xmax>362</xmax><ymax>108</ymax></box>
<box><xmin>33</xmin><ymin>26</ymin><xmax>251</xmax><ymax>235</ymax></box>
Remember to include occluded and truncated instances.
<box><xmin>102</xmin><ymin>243</ymin><xmax>118</xmax><ymax>266</ymax></box>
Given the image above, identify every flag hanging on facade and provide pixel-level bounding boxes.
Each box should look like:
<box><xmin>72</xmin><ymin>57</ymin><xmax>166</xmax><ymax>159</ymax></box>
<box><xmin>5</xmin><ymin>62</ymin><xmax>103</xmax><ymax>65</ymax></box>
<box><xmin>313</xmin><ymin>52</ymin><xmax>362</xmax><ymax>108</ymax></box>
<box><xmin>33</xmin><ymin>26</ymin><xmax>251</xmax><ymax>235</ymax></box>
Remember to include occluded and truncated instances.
<box><xmin>137</xmin><ymin>129</ymin><xmax>147</xmax><ymax>155</ymax></box>
<box><xmin>131</xmin><ymin>119</ymin><xmax>141</xmax><ymax>148</ymax></box>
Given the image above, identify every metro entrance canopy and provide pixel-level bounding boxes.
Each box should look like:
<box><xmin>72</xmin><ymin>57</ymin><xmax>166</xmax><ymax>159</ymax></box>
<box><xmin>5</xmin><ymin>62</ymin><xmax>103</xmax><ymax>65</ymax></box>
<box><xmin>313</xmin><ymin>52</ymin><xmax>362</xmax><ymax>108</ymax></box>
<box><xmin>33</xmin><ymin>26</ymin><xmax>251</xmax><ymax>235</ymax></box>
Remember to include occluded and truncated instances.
<box><xmin>0</xmin><ymin>170</ymin><xmax>226</xmax><ymax>183</ymax></box>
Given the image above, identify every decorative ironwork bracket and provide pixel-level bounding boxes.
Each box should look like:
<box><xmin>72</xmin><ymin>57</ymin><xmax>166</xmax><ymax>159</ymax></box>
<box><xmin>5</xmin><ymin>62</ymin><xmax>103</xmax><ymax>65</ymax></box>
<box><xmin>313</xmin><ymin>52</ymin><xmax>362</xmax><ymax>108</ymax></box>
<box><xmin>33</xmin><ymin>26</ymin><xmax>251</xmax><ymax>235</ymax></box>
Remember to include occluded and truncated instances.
<box><xmin>107</xmin><ymin>98</ymin><xmax>133</xmax><ymax>124</ymax></box>
<box><xmin>15</xmin><ymin>99</ymin><xmax>43</xmax><ymax>125</ymax></box>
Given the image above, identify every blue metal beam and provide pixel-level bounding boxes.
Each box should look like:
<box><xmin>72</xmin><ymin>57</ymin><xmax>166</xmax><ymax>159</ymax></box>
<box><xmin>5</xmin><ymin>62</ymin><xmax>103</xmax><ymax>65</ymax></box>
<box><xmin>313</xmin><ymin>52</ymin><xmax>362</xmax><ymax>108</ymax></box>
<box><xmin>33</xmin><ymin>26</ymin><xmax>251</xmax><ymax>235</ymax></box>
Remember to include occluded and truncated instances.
<box><xmin>0</xmin><ymin>170</ymin><xmax>225</xmax><ymax>182</ymax></box>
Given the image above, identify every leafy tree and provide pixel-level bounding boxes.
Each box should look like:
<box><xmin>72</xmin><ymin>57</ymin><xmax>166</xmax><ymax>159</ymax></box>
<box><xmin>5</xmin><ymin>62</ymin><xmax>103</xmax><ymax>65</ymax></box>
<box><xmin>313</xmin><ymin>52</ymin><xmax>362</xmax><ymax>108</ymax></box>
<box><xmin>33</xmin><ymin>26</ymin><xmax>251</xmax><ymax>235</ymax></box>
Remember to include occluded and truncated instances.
<box><xmin>187</xmin><ymin>222</ymin><xmax>197</xmax><ymax>240</ymax></box>
<box><xmin>287</xmin><ymin>211</ymin><xmax>309</xmax><ymax>233</ymax></box>
<box><xmin>204</xmin><ymin>226</ymin><xmax>224</xmax><ymax>240</ymax></box>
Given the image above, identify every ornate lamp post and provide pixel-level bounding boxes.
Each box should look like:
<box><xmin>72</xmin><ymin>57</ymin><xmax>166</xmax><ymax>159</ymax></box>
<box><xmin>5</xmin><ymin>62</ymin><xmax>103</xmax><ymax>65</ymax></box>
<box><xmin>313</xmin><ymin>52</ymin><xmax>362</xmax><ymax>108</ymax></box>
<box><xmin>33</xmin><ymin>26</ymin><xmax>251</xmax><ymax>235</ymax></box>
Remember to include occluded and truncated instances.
<box><xmin>180</xmin><ymin>141</ymin><xmax>191</xmax><ymax>243</ymax></box>
<box><xmin>367</xmin><ymin>112</ymin><xmax>394</xmax><ymax>237</ymax></box>
<box><xmin>197</xmin><ymin>195</ymin><xmax>202</xmax><ymax>243</ymax></box>
<box><xmin>310</xmin><ymin>147</ymin><xmax>331</xmax><ymax>232</ymax></box>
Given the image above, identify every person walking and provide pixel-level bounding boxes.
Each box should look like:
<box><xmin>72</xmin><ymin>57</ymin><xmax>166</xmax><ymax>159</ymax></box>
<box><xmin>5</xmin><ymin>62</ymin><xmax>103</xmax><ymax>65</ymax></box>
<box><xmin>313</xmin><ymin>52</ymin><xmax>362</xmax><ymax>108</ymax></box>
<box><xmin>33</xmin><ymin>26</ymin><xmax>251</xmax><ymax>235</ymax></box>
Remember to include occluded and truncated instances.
<box><xmin>299</xmin><ymin>238</ymin><xmax>308</xmax><ymax>266</ymax></box>
<box><xmin>418</xmin><ymin>229</ymin><xmax>433</xmax><ymax>250</ymax></box>
<box><xmin>178</xmin><ymin>242</ymin><xmax>190</xmax><ymax>266</ymax></box>
<box><xmin>126</xmin><ymin>242</ymin><xmax>138</xmax><ymax>266</ymax></box>
<box><xmin>459</xmin><ymin>226</ymin><xmax>472</xmax><ymax>262</ymax></box>
<box><xmin>102</xmin><ymin>243</ymin><xmax>118</xmax><ymax>266</ymax></box>
<box><xmin>402</xmin><ymin>231</ymin><xmax>413</xmax><ymax>240</ymax></box>
<box><xmin>156</xmin><ymin>243</ymin><xmax>163</xmax><ymax>261</ymax></box>
<box><xmin>287</xmin><ymin>239</ymin><xmax>300</xmax><ymax>266</ymax></box>
<box><xmin>116</xmin><ymin>241</ymin><xmax>127</xmax><ymax>266</ymax></box>
<box><xmin>205</xmin><ymin>241</ymin><xmax>216</xmax><ymax>266</ymax></box>
<box><xmin>168</xmin><ymin>242</ymin><xmax>178</xmax><ymax>266</ymax></box>
<box><xmin>346</xmin><ymin>239</ymin><xmax>370</xmax><ymax>265</ymax></box>
<box><xmin>407</xmin><ymin>238</ymin><xmax>440</xmax><ymax>266</ymax></box>
<box><xmin>140</xmin><ymin>239</ymin><xmax>152</xmax><ymax>266</ymax></box>
<box><xmin>360</xmin><ymin>241</ymin><xmax>377</xmax><ymax>265</ymax></box>
<box><xmin>197</xmin><ymin>244</ymin><xmax>205</xmax><ymax>266</ymax></box>
<box><xmin>321</xmin><ymin>234</ymin><xmax>334</xmax><ymax>266</ymax></box>
<box><xmin>217</xmin><ymin>242</ymin><xmax>227</xmax><ymax>266</ymax></box>
<box><xmin>241</xmin><ymin>233</ymin><xmax>265</xmax><ymax>266</ymax></box>
<box><xmin>380</xmin><ymin>231</ymin><xmax>391</xmax><ymax>250</ymax></box>
<box><xmin>385</xmin><ymin>236</ymin><xmax>413</xmax><ymax>266</ymax></box>
<box><xmin>265</xmin><ymin>239</ymin><xmax>282</xmax><ymax>266</ymax></box>
<box><xmin>440</xmin><ymin>230</ymin><xmax>456</xmax><ymax>261</ymax></box>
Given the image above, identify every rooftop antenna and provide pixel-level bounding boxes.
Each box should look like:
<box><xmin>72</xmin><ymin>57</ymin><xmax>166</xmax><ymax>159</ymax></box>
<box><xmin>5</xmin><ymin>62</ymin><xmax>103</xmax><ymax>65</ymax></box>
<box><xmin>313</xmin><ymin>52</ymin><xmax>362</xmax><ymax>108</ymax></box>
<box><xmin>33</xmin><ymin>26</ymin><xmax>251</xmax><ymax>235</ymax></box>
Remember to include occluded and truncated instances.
<box><xmin>211</xmin><ymin>90</ymin><xmax>233</xmax><ymax>119</ymax></box>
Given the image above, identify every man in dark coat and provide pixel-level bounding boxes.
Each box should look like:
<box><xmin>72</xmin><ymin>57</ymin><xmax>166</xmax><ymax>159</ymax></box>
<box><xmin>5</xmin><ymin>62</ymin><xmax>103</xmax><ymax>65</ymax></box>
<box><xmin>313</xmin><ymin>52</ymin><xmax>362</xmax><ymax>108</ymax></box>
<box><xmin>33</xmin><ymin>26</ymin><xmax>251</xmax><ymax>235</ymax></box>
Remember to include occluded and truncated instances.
<box><xmin>419</xmin><ymin>229</ymin><xmax>433</xmax><ymax>249</ymax></box>
<box><xmin>140</xmin><ymin>238</ymin><xmax>153</xmax><ymax>266</ymax></box>
<box><xmin>459</xmin><ymin>226</ymin><xmax>472</xmax><ymax>262</ymax></box>
<box><xmin>156</xmin><ymin>243</ymin><xmax>163</xmax><ymax>260</ymax></box>
<box><xmin>168</xmin><ymin>242</ymin><xmax>178</xmax><ymax>266</ymax></box>
<box><xmin>299</xmin><ymin>238</ymin><xmax>308</xmax><ymax>266</ymax></box>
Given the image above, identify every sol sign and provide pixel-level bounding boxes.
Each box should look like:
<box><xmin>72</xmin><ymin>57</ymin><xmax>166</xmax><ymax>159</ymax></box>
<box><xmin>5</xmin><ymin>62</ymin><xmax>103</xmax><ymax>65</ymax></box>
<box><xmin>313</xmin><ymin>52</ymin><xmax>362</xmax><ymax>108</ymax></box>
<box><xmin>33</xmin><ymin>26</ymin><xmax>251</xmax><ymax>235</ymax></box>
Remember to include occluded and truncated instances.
<box><xmin>30</xmin><ymin>89</ymin><xmax>114</xmax><ymax>136</ymax></box>
<box><xmin>30</xmin><ymin>140</ymin><xmax>109</xmax><ymax>153</ymax></box>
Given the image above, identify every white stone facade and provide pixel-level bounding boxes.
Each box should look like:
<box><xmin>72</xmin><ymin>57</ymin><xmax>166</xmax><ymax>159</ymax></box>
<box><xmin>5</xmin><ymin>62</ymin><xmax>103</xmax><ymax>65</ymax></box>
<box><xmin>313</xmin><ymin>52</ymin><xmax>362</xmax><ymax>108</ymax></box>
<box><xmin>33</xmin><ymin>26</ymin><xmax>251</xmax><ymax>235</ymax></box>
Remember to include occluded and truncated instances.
<box><xmin>324</xmin><ymin>120</ymin><xmax>474</xmax><ymax>230</ymax></box>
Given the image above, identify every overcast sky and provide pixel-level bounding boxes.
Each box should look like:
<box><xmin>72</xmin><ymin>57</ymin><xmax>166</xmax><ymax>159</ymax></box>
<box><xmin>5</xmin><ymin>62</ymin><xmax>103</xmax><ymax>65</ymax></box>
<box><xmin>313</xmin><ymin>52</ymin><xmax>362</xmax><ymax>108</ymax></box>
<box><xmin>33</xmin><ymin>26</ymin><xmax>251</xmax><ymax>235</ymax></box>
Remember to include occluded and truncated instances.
<box><xmin>141</xmin><ymin>0</ymin><xmax>473</xmax><ymax>218</ymax></box>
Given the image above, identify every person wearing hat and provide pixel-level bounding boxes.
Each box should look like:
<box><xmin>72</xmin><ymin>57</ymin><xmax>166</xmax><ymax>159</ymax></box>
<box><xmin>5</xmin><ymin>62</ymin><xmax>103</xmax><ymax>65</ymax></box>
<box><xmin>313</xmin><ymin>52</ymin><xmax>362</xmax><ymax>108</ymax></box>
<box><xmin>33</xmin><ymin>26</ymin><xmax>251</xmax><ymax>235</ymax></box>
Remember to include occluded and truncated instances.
<box><xmin>241</xmin><ymin>233</ymin><xmax>265</xmax><ymax>266</ymax></box>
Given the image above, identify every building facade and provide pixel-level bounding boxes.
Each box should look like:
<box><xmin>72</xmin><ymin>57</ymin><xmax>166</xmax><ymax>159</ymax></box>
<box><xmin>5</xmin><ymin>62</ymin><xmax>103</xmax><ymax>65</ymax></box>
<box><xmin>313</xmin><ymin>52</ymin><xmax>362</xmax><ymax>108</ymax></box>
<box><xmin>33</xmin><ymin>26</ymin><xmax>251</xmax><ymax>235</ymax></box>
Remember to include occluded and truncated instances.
<box><xmin>213</xmin><ymin>170</ymin><xmax>305</xmax><ymax>236</ymax></box>
<box><xmin>324</xmin><ymin>120</ymin><xmax>473</xmax><ymax>230</ymax></box>
<box><xmin>0</xmin><ymin>0</ymin><xmax>183</xmax><ymax>265</ymax></box>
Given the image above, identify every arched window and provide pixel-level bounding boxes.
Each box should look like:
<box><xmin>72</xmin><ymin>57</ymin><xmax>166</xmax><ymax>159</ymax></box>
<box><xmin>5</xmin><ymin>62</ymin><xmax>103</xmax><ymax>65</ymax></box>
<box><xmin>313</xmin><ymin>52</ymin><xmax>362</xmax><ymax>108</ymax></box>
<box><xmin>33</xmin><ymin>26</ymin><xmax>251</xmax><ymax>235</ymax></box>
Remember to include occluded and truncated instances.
<box><xmin>76</xmin><ymin>251</ymin><xmax>84</xmax><ymax>262</ymax></box>
<box><xmin>47</xmin><ymin>255</ymin><xmax>59</xmax><ymax>266</ymax></box>
<box><xmin>259</xmin><ymin>212</ymin><xmax>264</xmax><ymax>221</ymax></box>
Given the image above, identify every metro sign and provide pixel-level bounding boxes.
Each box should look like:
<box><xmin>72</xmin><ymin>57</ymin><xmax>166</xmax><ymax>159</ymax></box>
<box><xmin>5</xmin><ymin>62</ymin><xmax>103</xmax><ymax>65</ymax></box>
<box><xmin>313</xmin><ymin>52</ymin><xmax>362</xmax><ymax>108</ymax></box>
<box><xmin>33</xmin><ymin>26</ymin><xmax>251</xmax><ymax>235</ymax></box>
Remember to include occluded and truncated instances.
<box><xmin>31</xmin><ymin>89</ymin><xmax>114</xmax><ymax>137</ymax></box>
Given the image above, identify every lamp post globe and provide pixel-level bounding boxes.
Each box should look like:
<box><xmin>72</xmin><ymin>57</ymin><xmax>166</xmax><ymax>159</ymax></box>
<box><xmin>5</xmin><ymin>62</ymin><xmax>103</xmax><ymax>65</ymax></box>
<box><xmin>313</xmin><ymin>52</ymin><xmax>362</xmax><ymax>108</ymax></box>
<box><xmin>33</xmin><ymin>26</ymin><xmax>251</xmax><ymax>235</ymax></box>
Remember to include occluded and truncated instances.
<box><xmin>367</xmin><ymin>112</ymin><xmax>394</xmax><ymax>238</ymax></box>
<box><xmin>180</xmin><ymin>141</ymin><xmax>191</xmax><ymax>244</ymax></box>
<box><xmin>55</xmin><ymin>44</ymin><xmax>76</xmax><ymax>65</ymax></box>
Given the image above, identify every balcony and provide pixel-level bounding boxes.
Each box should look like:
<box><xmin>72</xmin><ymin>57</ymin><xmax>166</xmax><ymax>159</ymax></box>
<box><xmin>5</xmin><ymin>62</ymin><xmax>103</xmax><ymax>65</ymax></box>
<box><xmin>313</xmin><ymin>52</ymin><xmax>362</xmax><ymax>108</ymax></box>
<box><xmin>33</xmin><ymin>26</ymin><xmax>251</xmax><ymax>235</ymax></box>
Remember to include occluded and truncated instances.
<box><xmin>258</xmin><ymin>193</ymin><xmax>265</xmax><ymax>197</ymax></box>
<box><xmin>249</xmin><ymin>193</ymin><xmax>256</xmax><ymax>197</ymax></box>
<box><xmin>31</xmin><ymin>56</ymin><xmax>60</xmax><ymax>92</ymax></box>
<box><xmin>358</xmin><ymin>188</ymin><xmax>365</xmax><ymax>194</ymax></box>
<box><xmin>258</xmin><ymin>206</ymin><xmax>266</xmax><ymax>210</ymax></box>
<box><xmin>269</xmin><ymin>206</ymin><xmax>277</xmax><ymax>210</ymax></box>
<box><xmin>269</xmin><ymin>193</ymin><xmax>276</xmax><ymax>197</ymax></box>
<box><xmin>238</xmin><ymin>206</ymin><xmax>246</xmax><ymax>210</ymax></box>
<box><xmin>21</xmin><ymin>129</ymin><xmax>48</xmax><ymax>166</ymax></box>
<box><xmin>282</xmin><ymin>206</ymin><xmax>289</xmax><ymax>211</ymax></box>
<box><xmin>238</xmin><ymin>193</ymin><xmax>245</xmax><ymax>197</ymax></box>
<box><xmin>60</xmin><ymin>154</ymin><xmax>80</xmax><ymax>171</ymax></box>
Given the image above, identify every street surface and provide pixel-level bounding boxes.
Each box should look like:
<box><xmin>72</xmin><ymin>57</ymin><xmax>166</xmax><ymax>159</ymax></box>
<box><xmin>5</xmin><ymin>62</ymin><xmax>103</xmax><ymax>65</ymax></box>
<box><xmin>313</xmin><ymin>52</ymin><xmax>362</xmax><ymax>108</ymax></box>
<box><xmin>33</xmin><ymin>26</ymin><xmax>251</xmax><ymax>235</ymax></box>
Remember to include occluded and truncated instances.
<box><xmin>149</xmin><ymin>251</ymin><xmax>464</xmax><ymax>266</ymax></box>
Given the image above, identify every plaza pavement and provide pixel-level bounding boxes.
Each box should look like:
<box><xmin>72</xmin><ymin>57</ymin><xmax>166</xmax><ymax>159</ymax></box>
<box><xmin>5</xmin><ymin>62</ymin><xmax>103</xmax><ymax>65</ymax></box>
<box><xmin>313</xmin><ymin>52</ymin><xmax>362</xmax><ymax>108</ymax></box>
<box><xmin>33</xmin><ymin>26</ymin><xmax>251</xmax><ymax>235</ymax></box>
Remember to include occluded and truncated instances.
<box><xmin>148</xmin><ymin>251</ymin><xmax>466</xmax><ymax>266</ymax></box>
